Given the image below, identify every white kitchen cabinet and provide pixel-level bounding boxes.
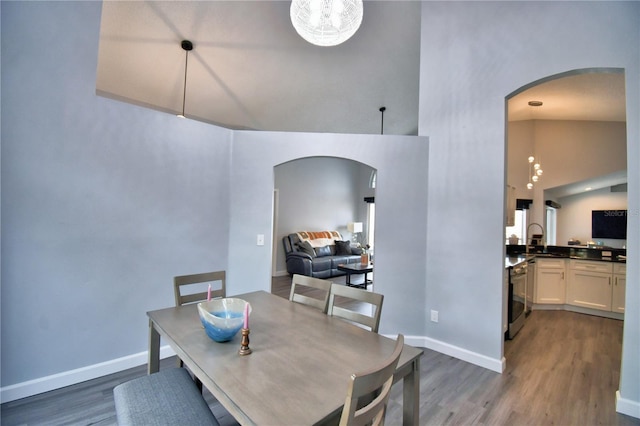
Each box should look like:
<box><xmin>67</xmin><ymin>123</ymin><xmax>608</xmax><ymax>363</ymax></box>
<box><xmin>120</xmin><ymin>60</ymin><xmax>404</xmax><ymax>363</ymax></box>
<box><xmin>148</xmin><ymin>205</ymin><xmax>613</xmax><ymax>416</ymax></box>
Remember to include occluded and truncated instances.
<box><xmin>567</xmin><ymin>260</ymin><xmax>613</xmax><ymax>311</ymax></box>
<box><xmin>526</xmin><ymin>261</ymin><xmax>535</xmax><ymax>308</ymax></box>
<box><xmin>535</xmin><ymin>258</ymin><xmax>566</xmax><ymax>304</ymax></box>
<box><xmin>612</xmin><ymin>263</ymin><xmax>626</xmax><ymax>313</ymax></box>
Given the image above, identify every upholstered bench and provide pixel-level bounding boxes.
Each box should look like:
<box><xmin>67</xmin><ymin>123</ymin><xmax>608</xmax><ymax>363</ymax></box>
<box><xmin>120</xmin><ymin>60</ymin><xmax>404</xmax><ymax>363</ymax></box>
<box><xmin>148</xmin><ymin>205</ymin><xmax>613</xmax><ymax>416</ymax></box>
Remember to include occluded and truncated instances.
<box><xmin>113</xmin><ymin>367</ymin><xmax>220</xmax><ymax>426</ymax></box>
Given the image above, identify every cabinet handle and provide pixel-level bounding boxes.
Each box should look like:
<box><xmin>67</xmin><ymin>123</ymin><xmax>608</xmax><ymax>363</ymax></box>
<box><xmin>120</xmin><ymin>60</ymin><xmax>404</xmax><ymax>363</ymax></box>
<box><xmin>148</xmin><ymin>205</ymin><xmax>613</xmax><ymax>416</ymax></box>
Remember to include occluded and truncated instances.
<box><xmin>561</xmin><ymin>272</ymin><xmax>564</xmax><ymax>280</ymax></box>
<box><xmin>615</xmin><ymin>277</ymin><xmax>618</xmax><ymax>286</ymax></box>
<box><xmin>609</xmin><ymin>277</ymin><xmax>611</xmax><ymax>286</ymax></box>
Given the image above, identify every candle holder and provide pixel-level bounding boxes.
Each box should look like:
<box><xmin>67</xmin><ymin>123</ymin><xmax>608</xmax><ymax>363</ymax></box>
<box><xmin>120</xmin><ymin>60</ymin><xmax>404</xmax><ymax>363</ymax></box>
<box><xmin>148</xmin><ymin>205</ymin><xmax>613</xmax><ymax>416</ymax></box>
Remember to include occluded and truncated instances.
<box><xmin>238</xmin><ymin>328</ymin><xmax>252</xmax><ymax>356</ymax></box>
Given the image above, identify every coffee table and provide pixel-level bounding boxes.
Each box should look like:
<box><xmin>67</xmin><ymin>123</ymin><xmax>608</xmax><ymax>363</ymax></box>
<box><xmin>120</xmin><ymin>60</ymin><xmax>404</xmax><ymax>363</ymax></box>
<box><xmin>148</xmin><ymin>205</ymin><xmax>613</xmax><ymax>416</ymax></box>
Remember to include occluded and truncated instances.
<box><xmin>337</xmin><ymin>263</ymin><xmax>373</xmax><ymax>288</ymax></box>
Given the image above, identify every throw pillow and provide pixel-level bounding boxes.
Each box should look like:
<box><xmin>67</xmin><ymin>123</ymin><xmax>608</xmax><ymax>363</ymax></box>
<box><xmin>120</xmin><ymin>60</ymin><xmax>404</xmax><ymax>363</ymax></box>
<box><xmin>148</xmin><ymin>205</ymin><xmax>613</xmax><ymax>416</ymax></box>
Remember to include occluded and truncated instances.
<box><xmin>335</xmin><ymin>240</ymin><xmax>352</xmax><ymax>255</ymax></box>
<box><xmin>315</xmin><ymin>245</ymin><xmax>332</xmax><ymax>257</ymax></box>
<box><xmin>297</xmin><ymin>240</ymin><xmax>316</xmax><ymax>258</ymax></box>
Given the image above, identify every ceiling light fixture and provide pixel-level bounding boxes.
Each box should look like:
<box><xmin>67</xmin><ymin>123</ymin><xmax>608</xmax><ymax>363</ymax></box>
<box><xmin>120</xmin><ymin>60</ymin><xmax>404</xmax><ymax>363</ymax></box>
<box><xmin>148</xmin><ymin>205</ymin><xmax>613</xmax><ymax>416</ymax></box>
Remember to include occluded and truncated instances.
<box><xmin>527</xmin><ymin>101</ymin><xmax>544</xmax><ymax>190</ymax></box>
<box><xmin>379</xmin><ymin>106</ymin><xmax>386</xmax><ymax>135</ymax></box>
<box><xmin>177</xmin><ymin>40</ymin><xmax>193</xmax><ymax>118</ymax></box>
<box><xmin>290</xmin><ymin>0</ymin><xmax>363</xmax><ymax>47</ymax></box>
<box><xmin>527</xmin><ymin>155</ymin><xmax>543</xmax><ymax>190</ymax></box>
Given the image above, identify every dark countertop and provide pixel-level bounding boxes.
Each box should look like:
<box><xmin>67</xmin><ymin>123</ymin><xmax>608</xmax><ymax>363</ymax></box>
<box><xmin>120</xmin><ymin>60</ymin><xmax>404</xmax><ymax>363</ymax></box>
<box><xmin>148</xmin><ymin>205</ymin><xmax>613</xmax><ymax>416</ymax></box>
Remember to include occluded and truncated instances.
<box><xmin>505</xmin><ymin>245</ymin><xmax>626</xmax><ymax>269</ymax></box>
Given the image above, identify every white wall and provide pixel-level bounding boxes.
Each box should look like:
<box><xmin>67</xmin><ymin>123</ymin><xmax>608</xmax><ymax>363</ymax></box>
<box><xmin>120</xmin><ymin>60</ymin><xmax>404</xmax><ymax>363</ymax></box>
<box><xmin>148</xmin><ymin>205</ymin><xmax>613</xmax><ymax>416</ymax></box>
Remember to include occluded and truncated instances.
<box><xmin>1</xmin><ymin>1</ymin><xmax>232</xmax><ymax>398</ymax></box>
<box><xmin>557</xmin><ymin>188</ymin><xmax>628</xmax><ymax>248</ymax></box>
<box><xmin>508</xmin><ymin>119</ymin><xmax>627</xmax><ymax>203</ymax></box>
<box><xmin>273</xmin><ymin>157</ymin><xmax>373</xmax><ymax>275</ymax></box>
<box><xmin>420</xmin><ymin>1</ymin><xmax>639</xmax><ymax>417</ymax></box>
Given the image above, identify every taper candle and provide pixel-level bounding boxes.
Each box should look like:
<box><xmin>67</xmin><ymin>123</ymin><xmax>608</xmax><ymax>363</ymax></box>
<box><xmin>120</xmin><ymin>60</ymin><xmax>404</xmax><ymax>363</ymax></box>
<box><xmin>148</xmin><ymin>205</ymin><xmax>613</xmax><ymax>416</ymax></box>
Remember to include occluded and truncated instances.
<box><xmin>207</xmin><ymin>284</ymin><xmax>211</xmax><ymax>301</ymax></box>
<box><xmin>243</xmin><ymin>302</ymin><xmax>249</xmax><ymax>329</ymax></box>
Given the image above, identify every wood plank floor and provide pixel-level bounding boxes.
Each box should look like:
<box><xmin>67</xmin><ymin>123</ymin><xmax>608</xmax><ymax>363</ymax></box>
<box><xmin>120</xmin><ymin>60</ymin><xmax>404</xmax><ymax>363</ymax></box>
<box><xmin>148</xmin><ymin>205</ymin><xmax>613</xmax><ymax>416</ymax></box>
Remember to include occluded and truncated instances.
<box><xmin>2</xmin><ymin>276</ymin><xmax>638</xmax><ymax>426</ymax></box>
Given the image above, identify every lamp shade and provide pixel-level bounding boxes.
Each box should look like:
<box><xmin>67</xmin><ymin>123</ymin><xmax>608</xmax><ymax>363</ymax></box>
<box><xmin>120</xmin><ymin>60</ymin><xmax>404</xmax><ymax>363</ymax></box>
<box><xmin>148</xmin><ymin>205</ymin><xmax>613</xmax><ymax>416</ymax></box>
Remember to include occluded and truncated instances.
<box><xmin>290</xmin><ymin>0</ymin><xmax>363</xmax><ymax>47</ymax></box>
<box><xmin>348</xmin><ymin>222</ymin><xmax>363</xmax><ymax>233</ymax></box>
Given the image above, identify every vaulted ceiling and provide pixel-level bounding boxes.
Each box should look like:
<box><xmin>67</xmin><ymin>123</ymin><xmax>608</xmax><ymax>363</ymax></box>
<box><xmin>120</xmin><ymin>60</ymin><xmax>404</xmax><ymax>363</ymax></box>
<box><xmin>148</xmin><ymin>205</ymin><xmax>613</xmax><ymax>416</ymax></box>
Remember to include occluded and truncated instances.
<box><xmin>96</xmin><ymin>1</ymin><xmax>421</xmax><ymax>135</ymax></box>
<box><xmin>96</xmin><ymin>2</ymin><xmax>626</xmax><ymax>136</ymax></box>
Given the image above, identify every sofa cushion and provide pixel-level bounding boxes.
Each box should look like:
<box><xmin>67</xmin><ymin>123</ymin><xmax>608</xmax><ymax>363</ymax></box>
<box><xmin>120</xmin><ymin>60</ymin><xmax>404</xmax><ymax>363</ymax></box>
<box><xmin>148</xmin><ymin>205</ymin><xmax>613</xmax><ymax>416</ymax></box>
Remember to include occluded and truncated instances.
<box><xmin>315</xmin><ymin>245</ymin><xmax>332</xmax><ymax>257</ymax></box>
<box><xmin>312</xmin><ymin>257</ymin><xmax>332</xmax><ymax>272</ymax></box>
<box><xmin>331</xmin><ymin>256</ymin><xmax>360</xmax><ymax>269</ymax></box>
<box><xmin>335</xmin><ymin>240</ymin><xmax>352</xmax><ymax>255</ymax></box>
<box><xmin>297</xmin><ymin>240</ymin><xmax>317</xmax><ymax>257</ymax></box>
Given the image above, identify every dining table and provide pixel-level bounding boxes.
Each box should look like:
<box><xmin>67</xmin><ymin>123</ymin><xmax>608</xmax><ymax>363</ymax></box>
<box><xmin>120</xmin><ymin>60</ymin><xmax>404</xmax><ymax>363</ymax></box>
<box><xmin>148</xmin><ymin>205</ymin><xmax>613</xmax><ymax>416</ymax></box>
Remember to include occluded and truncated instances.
<box><xmin>147</xmin><ymin>290</ymin><xmax>423</xmax><ymax>425</ymax></box>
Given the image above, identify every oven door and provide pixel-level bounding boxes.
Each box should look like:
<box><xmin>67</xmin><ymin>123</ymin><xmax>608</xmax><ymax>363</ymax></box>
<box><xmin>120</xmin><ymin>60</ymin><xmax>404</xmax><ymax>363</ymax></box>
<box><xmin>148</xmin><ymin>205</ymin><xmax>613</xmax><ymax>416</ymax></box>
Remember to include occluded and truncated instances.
<box><xmin>508</xmin><ymin>263</ymin><xmax>527</xmax><ymax>339</ymax></box>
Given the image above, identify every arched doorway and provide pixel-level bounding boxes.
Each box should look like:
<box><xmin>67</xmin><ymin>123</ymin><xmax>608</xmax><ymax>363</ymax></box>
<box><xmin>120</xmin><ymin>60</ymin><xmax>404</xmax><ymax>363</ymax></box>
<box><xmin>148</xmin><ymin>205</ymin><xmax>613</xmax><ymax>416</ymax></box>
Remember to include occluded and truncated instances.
<box><xmin>272</xmin><ymin>156</ymin><xmax>376</xmax><ymax>280</ymax></box>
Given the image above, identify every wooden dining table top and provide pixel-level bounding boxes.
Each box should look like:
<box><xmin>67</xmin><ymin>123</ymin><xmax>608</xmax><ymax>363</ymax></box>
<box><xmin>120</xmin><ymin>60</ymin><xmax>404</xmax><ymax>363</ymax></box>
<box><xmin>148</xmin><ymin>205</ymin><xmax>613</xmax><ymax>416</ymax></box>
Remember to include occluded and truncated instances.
<box><xmin>147</xmin><ymin>290</ymin><xmax>423</xmax><ymax>425</ymax></box>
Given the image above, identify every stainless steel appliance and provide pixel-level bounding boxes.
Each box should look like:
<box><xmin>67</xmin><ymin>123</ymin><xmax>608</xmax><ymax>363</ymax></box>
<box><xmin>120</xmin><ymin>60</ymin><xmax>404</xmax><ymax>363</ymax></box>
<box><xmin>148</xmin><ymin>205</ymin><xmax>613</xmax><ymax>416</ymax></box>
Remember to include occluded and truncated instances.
<box><xmin>508</xmin><ymin>261</ymin><xmax>527</xmax><ymax>339</ymax></box>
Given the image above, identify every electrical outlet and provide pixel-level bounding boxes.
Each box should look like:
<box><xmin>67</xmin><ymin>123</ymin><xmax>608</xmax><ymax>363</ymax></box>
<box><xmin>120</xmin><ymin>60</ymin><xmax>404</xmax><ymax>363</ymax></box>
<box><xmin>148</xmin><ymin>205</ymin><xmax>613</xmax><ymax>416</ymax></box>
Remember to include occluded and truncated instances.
<box><xmin>257</xmin><ymin>234</ymin><xmax>265</xmax><ymax>246</ymax></box>
<box><xmin>430</xmin><ymin>310</ymin><xmax>439</xmax><ymax>323</ymax></box>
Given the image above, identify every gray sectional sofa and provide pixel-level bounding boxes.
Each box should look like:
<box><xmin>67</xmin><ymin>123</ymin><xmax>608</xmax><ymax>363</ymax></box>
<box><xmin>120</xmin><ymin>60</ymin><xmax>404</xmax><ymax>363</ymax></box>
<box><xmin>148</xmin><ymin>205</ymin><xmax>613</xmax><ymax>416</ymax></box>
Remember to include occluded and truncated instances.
<box><xmin>282</xmin><ymin>231</ymin><xmax>362</xmax><ymax>278</ymax></box>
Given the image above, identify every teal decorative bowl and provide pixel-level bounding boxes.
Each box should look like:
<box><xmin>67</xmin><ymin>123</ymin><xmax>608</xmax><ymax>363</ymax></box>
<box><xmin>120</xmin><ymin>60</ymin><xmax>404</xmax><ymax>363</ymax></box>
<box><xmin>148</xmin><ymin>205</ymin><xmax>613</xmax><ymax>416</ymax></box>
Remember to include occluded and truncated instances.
<box><xmin>197</xmin><ymin>298</ymin><xmax>251</xmax><ymax>342</ymax></box>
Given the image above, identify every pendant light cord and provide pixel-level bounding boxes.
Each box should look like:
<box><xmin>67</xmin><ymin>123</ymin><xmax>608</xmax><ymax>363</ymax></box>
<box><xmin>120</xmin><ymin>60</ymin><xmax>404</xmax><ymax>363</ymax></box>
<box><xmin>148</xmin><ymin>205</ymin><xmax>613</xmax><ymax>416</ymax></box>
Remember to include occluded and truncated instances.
<box><xmin>179</xmin><ymin>40</ymin><xmax>193</xmax><ymax>118</ymax></box>
<box><xmin>379</xmin><ymin>106</ymin><xmax>386</xmax><ymax>135</ymax></box>
<box><xmin>181</xmin><ymin>51</ymin><xmax>188</xmax><ymax>117</ymax></box>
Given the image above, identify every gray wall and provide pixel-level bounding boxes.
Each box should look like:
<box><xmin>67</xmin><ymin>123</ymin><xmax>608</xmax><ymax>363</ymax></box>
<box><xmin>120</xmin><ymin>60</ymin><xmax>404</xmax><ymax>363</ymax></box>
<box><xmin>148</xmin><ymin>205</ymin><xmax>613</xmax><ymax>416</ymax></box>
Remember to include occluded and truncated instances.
<box><xmin>1</xmin><ymin>0</ymin><xmax>638</xmax><ymax>417</ymax></box>
<box><xmin>420</xmin><ymin>0</ymin><xmax>639</xmax><ymax>415</ymax></box>
<box><xmin>274</xmin><ymin>157</ymin><xmax>374</xmax><ymax>275</ymax></box>
<box><xmin>226</xmin><ymin>131</ymin><xmax>429</xmax><ymax>335</ymax></box>
<box><xmin>1</xmin><ymin>1</ymin><xmax>232</xmax><ymax>390</ymax></box>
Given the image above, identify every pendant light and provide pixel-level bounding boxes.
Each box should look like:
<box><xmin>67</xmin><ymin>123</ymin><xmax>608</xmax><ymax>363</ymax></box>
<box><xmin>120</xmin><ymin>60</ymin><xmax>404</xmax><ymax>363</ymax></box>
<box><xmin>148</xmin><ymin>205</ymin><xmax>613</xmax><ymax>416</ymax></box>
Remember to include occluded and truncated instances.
<box><xmin>526</xmin><ymin>101</ymin><xmax>544</xmax><ymax>189</ymax></box>
<box><xmin>379</xmin><ymin>106</ymin><xmax>386</xmax><ymax>135</ymax></box>
<box><xmin>290</xmin><ymin>0</ymin><xmax>363</xmax><ymax>47</ymax></box>
<box><xmin>177</xmin><ymin>40</ymin><xmax>193</xmax><ymax>118</ymax></box>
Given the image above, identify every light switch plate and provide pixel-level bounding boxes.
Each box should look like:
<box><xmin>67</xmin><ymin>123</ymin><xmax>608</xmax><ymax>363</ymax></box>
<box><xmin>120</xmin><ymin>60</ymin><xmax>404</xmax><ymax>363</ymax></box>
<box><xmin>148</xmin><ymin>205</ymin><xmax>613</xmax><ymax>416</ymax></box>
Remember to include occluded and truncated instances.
<box><xmin>257</xmin><ymin>234</ymin><xmax>265</xmax><ymax>246</ymax></box>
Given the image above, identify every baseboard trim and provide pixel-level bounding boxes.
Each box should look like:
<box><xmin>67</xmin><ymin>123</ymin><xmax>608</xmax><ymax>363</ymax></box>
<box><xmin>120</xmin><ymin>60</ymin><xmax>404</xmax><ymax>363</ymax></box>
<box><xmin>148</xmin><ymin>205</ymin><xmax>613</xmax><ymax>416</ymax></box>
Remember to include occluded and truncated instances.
<box><xmin>397</xmin><ymin>335</ymin><xmax>506</xmax><ymax>373</ymax></box>
<box><xmin>273</xmin><ymin>270</ymin><xmax>289</xmax><ymax>277</ymax></box>
<box><xmin>0</xmin><ymin>345</ymin><xmax>176</xmax><ymax>403</ymax></box>
<box><xmin>617</xmin><ymin>390</ymin><xmax>640</xmax><ymax>419</ymax></box>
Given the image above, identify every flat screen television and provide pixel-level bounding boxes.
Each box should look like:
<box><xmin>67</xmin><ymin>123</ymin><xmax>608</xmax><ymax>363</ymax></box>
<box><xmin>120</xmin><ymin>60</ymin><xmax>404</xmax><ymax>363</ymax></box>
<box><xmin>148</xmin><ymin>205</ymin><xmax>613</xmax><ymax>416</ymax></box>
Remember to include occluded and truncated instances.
<box><xmin>592</xmin><ymin>210</ymin><xmax>627</xmax><ymax>239</ymax></box>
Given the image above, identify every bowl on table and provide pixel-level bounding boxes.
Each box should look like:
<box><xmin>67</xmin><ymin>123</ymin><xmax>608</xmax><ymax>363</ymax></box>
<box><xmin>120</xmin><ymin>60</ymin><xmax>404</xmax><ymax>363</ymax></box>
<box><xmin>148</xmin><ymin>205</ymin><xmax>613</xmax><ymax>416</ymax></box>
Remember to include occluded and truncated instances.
<box><xmin>197</xmin><ymin>298</ymin><xmax>251</xmax><ymax>342</ymax></box>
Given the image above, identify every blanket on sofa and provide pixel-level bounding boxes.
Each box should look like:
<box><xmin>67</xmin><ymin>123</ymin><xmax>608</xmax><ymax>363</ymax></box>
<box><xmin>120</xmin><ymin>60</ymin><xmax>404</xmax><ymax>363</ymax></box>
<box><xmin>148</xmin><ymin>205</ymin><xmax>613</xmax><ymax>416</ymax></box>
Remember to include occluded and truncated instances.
<box><xmin>296</xmin><ymin>231</ymin><xmax>342</xmax><ymax>248</ymax></box>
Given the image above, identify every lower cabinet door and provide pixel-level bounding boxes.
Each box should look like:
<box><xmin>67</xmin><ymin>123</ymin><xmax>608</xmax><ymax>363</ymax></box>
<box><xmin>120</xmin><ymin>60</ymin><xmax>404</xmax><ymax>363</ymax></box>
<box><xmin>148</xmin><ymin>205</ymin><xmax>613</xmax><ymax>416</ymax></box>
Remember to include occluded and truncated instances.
<box><xmin>612</xmin><ymin>274</ymin><xmax>626</xmax><ymax>313</ymax></box>
<box><xmin>567</xmin><ymin>270</ymin><xmax>612</xmax><ymax>311</ymax></box>
<box><xmin>535</xmin><ymin>268</ymin><xmax>565</xmax><ymax>304</ymax></box>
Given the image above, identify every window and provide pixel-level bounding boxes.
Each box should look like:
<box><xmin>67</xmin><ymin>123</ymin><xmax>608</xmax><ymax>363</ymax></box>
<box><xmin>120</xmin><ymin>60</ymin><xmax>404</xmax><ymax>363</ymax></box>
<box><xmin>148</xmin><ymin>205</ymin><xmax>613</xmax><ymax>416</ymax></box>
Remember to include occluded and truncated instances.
<box><xmin>367</xmin><ymin>202</ymin><xmax>375</xmax><ymax>249</ymax></box>
<box><xmin>546</xmin><ymin>206</ymin><xmax>557</xmax><ymax>245</ymax></box>
<box><xmin>506</xmin><ymin>209</ymin><xmax>527</xmax><ymax>245</ymax></box>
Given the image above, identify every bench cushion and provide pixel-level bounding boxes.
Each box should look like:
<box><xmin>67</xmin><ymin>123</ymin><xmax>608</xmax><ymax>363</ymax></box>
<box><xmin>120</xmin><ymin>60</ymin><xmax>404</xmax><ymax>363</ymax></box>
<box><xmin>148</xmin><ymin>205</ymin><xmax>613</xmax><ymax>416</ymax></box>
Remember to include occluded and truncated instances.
<box><xmin>113</xmin><ymin>368</ymin><xmax>219</xmax><ymax>426</ymax></box>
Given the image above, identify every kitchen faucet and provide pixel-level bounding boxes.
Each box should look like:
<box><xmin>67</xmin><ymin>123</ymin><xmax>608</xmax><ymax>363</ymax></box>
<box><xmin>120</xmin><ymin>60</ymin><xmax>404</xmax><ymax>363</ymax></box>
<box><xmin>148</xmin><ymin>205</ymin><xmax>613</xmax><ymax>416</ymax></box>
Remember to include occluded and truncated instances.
<box><xmin>526</xmin><ymin>222</ymin><xmax>545</xmax><ymax>254</ymax></box>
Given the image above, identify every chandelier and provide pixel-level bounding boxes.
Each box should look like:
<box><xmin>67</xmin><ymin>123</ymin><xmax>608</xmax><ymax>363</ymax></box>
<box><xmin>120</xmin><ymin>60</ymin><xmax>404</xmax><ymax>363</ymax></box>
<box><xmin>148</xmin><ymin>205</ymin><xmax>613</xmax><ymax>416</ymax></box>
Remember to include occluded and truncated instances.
<box><xmin>526</xmin><ymin>100</ymin><xmax>543</xmax><ymax>190</ymax></box>
<box><xmin>290</xmin><ymin>0</ymin><xmax>363</xmax><ymax>47</ymax></box>
<box><xmin>527</xmin><ymin>155</ymin><xmax>543</xmax><ymax>189</ymax></box>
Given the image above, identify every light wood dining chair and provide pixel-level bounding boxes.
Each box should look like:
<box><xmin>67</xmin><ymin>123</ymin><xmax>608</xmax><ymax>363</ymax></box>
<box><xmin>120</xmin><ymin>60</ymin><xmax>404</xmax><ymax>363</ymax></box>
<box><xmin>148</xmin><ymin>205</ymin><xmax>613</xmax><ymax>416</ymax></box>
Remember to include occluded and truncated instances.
<box><xmin>289</xmin><ymin>274</ymin><xmax>333</xmax><ymax>314</ymax></box>
<box><xmin>339</xmin><ymin>334</ymin><xmax>404</xmax><ymax>426</ymax></box>
<box><xmin>174</xmin><ymin>270</ymin><xmax>226</xmax><ymax>307</ymax></box>
<box><xmin>328</xmin><ymin>284</ymin><xmax>384</xmax><ymax>333</ymax></box>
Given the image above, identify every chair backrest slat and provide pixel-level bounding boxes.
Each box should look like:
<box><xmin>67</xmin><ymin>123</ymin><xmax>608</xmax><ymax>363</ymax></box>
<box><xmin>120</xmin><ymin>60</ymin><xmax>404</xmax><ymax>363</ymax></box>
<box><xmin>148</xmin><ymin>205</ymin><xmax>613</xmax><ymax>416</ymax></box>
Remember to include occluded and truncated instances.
<box><xmin>174</xmin><ymin>271</ymin><xmax>226</xmax><ymax>307</ymax></box>
<box><xmin>328</xmin><ymin>284</ymin><xmax>383</xmax><ymax>333</ymax></box>
<box><xmin>289</xmin><ymin>274</ymin><xmax>333</xmax><ymax>313</ymax></box>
